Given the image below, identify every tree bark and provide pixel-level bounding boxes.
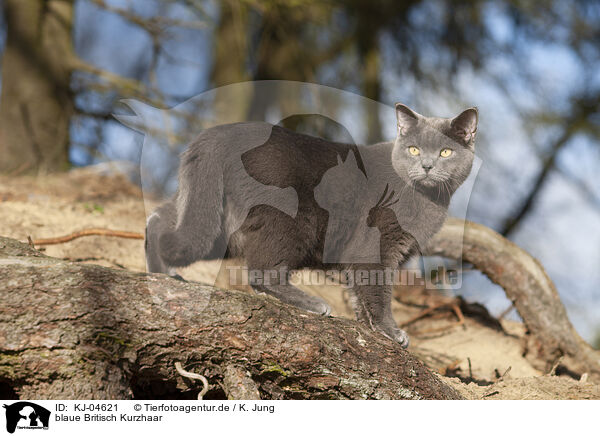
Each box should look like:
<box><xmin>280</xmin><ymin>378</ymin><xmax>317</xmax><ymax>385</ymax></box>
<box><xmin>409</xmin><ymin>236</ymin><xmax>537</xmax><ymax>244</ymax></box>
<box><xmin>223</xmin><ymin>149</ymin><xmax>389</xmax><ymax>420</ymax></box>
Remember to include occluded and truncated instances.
<box><xmin>425</xmin><ymin>218</ymin><xmax>600</xmax><ymax>382</ymax></box>
<box><xmin>0</xmin><ymin>0</ymin><xmax>74</xmax><ymax>174</ymax></box>
<box><xmin>0</xmin><ymin>236</ymin><xmax>461</xmax><ymax>400</ymax></box>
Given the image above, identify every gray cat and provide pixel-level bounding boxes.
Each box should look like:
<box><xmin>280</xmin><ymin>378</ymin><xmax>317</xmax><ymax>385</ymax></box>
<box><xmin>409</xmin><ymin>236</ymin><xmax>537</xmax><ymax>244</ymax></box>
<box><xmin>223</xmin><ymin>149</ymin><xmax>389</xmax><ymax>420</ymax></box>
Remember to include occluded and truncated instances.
<box><xmin>145</xmin><ymin>103</ymin><xmax>478</xmax><ymax>348</ymax></box>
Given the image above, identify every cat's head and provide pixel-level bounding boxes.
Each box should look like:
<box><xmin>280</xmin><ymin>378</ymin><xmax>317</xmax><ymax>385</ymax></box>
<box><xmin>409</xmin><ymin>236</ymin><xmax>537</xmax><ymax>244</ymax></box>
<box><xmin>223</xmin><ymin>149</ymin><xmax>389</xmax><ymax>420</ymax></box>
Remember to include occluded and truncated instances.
<box><xmin>391</xmin><ymin>103</ymin><xmax>477</xmax><ymax>193</ymax></box>
<box><xmin>314</xmin><ymin>152</ymin><xmax>368</xmax><ymax>212</ymax></box>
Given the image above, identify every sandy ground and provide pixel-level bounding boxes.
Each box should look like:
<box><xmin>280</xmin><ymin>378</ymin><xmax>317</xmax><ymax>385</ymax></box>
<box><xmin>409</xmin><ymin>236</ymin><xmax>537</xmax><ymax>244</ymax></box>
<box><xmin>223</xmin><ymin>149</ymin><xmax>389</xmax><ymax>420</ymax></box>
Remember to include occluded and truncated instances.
<box><xmin>1</xmin><ymin>166</ymin><xmax>598</xmax><ymax>400</ymax></box>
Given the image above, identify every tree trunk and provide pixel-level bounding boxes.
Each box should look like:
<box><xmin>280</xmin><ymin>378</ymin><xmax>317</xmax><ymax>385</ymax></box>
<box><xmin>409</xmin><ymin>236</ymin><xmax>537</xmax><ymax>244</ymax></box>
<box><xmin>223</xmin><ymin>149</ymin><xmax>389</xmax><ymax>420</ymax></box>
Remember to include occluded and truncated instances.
<box><xmin>0</xmin><ymin>236</ymin><xmax>461</xmax><ymax>400</ymax></box>
<box><xmin>209</xmin><ymin>0</ymin><xmax>253</xmax><ymax>124</ymax></box>
<box><xmin>357</xmin><ymin>33</ymin><xmax>383</xmax><ymax>144</ymax></box>
<box><xmin>0</xmin><ymin>0</ymin><xmax>74</xmax><ymax>174</ymax></box>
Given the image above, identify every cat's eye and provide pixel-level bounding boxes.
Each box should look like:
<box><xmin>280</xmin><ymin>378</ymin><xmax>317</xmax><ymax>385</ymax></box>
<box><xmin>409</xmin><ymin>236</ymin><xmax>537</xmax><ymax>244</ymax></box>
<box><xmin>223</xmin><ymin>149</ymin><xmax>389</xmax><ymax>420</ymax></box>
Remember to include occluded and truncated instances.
<box><xmin>408</xmin><ymin>146</ymin><xmax>420</xmax><ymax>156</ymax></box>
<box><xmin>440</xmin><ymin>148</ymin><xmax>453</xmax><ymax>158</ymax></box>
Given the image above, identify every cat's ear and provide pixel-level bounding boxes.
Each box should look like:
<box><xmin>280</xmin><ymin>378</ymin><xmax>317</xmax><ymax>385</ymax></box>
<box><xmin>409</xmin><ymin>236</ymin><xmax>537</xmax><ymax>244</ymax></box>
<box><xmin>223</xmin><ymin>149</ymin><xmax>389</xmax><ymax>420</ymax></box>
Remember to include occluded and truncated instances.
<box><xmin>451</xmin><ymin>107</ymin><xmax>478</xmax><ymax>146</ymax></box>
<box><xmin>337</xmin><ymin>154</ymin><xmax>343</xmax><ymax>166</ymax></box>
<box><xmin>395</xmin><ymin>103</ymin><xmax>419</xmax><ymax>135</ymax></box>
<box><xmin>344</xmin><ymin>151</ymin><xmax>357</xmax><ymax>167</ymax></box>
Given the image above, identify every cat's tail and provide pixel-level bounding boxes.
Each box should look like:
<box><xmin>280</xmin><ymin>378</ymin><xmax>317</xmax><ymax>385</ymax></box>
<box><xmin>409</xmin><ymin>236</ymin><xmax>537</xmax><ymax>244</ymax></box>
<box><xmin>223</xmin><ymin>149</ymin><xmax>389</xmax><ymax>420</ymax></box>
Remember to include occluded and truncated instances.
<box><xmin>158</xmin><ymin>138</ymin><xmax>226</xmax><ymax>267</ymax></box>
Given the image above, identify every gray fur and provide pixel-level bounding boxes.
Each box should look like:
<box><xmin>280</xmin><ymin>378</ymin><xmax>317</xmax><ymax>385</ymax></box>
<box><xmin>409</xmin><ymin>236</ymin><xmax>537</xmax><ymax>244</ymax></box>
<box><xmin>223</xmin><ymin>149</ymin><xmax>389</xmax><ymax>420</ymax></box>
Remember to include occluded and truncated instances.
<box><xmin>145</xmin><ymin>104</ymin><xmax>478</xmax><ymax>348</ymax></box>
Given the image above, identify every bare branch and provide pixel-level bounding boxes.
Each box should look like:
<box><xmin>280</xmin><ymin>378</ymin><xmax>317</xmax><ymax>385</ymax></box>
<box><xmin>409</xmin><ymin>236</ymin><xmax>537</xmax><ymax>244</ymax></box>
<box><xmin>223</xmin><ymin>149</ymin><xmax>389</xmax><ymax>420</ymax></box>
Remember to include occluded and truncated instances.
<box><xmin>30</xmin><ymin>228</ymin><xmax>144</xmax><ymax>246</ymax></box>
<box><xmin>70</xmin><ymin>57</ymin><xmax>160</xmax><ymax>103</ymax></box>
<box><xmin>88</xmin><ymin>0</ymin><xmax>207</xmax><ymax>34</ymax></box>
<box><xmin>500</xmin><ymin>127</ymin><xmax>572</xmax><ymax>236</ymax></box>
<box><xmin>500</xmin><ymin>95</ymin><xmax>600</xmax><ymax>236</ymax></box>
<box><xmin>426</xmin><ymin>218</ymin><xmax>600</xmax><ymax>382</ymax></box>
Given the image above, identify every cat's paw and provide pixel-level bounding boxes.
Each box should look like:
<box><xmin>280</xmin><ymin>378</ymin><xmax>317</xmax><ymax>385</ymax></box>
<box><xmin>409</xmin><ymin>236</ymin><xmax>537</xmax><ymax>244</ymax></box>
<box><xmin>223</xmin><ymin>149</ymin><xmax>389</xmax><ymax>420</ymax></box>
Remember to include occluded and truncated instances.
<box><xmin>379</xmin><ymin>325</ymin><xmax>410</xmax><ymax>348</ymax></box>
<box><xmin>302</xmin><ymin>296</ymin><xmax>332</xmax><ymax>316</ymax></box>
<box><xmin>168</xmin><ymin>273</ymin><xmax>186</xmax><ymax>282</ymax></box>
<box><xmin>159</xmin><ymin>231</ymin><xmax>194</xmax><ymax>267</ymax></box>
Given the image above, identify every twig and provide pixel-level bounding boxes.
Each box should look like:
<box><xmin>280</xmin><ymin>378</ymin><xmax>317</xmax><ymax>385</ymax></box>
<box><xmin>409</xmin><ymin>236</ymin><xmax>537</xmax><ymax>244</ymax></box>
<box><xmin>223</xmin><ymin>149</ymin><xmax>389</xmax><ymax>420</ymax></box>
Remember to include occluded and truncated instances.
<box><xmin>452</xmin><ymin>303</ymin><xmax>465</xmax><ymax>329</ymax></box>
<box><xmin>439</xmin><ymin>359</ymin><xmax>462</xmax><ymax>376</ymax></box>
<box><xmin>494</xmin><ymin>366</ymin><xmax>511</xmax><ymax>380</ymax></box>
<box><xmin>498</xmin><ymin>303</ymin><xmax>515</xmax><ymax>320</ymax></box>
<box><xmin>174</xmin><ymin>362</ymin><xmax>209</xmax><ymax>400</ymax></box>
<box><xmin>401</xmin><ymin>303</ymin><xmax>444</xmax><ymax>327</ymax></box>
<box><xmin>548</xmin><ymin>356</ymin><xmax>564</xmax><ymax>376</ymax></box>
<box><xmin>401</xmin><ymin>299</ymin><xmax>465</xmax><ymax>336</ymax></box>
<box><xmin>70</xmin><ymin>57</ymin><xmax>156</xmax><ymax>102</ymax></box>
<box><xmin>31</xmin><ymin>229</ymin><xmax>144</xmax><ymax>246</ymax></box>
<box><xmin>89</xmin><ymin>0</ymin><xmax>207</xmax><ymax>32</ymax></box>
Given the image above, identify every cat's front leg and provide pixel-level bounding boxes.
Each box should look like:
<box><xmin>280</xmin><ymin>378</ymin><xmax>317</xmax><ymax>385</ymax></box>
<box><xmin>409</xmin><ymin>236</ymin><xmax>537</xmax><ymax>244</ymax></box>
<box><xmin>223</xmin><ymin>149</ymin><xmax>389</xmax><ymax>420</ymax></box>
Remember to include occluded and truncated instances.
<box><xmin>349</xmin><ymin>268</ymin><xmax>409</xmax><ymax>348</ymax></box>
<box><xmin>247</xmin><ymin>265</ymin><xmax>332</xmax><ymax>316</ymax></box>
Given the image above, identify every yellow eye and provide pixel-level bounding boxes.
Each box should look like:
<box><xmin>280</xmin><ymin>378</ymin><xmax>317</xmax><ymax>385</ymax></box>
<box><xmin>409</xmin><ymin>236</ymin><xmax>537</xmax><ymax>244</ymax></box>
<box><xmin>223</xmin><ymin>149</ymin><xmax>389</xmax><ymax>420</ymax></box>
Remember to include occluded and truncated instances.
<box><xmin>408</xmin><ymin>146</ymin><xmax>420</xmax><ymax>156</ymax></box>
<box><xmin>440</xmin><ymin>148</ymin><xmax>453</xmax><ymax>158</ymax></box>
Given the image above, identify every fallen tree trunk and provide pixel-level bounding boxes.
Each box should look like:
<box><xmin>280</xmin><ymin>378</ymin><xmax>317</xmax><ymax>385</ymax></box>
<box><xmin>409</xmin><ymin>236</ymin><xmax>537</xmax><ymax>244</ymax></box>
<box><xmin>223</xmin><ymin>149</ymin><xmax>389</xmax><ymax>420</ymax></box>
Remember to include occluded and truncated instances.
<box><xmin>426</xmin><ymin>218</ymin><xmax>600</xmax><ymax>382</ymax></box>
<box><xmin>0</xmin><ymin>236</ymin><xmax>461</xmax><ymax>400</ymax></box>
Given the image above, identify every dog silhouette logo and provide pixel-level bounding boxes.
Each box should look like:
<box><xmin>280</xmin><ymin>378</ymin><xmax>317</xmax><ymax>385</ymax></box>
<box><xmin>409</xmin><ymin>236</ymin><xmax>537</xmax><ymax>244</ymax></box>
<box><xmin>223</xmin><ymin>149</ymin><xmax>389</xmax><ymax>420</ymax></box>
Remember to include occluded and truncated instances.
<box><xmin>3</xmin><ymin>402</ymin><xmax>50</xmax><ymax>433</ymax></box>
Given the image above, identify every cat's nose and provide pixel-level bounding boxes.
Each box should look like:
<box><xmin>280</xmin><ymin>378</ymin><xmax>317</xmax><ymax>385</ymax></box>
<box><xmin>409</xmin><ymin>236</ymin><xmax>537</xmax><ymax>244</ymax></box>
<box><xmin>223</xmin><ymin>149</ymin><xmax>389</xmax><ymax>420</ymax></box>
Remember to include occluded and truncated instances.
<box><xmin>421</xmin><ymin>159</ymin><xmax>434</xmax><ymax>172</ymax></box>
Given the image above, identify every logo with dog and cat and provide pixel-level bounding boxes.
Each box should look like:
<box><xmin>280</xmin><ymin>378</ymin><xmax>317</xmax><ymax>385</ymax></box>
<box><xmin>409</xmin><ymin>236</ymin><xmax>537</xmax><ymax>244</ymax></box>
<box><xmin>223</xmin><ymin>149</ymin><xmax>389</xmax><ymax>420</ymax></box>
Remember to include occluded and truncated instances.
<box><xmin>118</xmin><ymin>80</ymin><xmax>481</xmax><ymax>292</ymax></box>
<box><xmin>2</xmin><ymin>402</ymin><xmax>50</xmax><ymax>434</ymax></box>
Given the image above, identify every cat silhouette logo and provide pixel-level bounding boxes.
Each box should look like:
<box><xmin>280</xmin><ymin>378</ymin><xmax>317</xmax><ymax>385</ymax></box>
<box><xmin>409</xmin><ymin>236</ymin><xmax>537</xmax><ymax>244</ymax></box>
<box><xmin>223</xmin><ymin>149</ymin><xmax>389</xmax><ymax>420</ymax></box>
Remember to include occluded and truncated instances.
<box><xmin>2</xmin><ymin>402</ymin><xmax>50</xmax><ymax>433</ymax></box>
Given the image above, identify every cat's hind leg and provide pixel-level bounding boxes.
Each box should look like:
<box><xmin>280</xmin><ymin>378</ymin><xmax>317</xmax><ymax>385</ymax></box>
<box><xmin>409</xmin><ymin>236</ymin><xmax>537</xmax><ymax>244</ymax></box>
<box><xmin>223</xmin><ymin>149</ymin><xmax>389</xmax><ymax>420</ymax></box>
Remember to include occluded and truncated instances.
<box><xmin>145</xmin><ymin>202</ymin><xmax>184</xmax><ymax>280</ymax></box>
<box><xmin>240</xmin><ymin>206</ymin><xmax>331</xmax><ymax>315</ymax></box>
<box><xmin>158</xmin><ymin>147</ymin><xmax>226</xmax><ymax>268</ymax></box>
<box><xmin>248</xmin><ymin>267</ymin><xmax>332</xmax><ymax>316</ymax></box>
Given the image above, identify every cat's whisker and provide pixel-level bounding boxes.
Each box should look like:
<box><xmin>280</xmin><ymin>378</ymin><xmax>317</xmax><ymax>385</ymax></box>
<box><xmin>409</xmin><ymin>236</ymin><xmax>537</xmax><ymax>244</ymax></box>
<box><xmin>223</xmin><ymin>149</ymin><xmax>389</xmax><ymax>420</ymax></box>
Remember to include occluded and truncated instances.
<box><xmin>410</xmin><ymin>179</ymin><xmax>417</xmax><ymax>209</ymax></box>
<box><xmin>443</xmin><ymin>180</ymin><xmax>452</xmax><ymax>200</ymax></box>
<box><xmin>398</xmin><ymin>179</ymin><xmax>413</xmax><ymax>203</ymax></box>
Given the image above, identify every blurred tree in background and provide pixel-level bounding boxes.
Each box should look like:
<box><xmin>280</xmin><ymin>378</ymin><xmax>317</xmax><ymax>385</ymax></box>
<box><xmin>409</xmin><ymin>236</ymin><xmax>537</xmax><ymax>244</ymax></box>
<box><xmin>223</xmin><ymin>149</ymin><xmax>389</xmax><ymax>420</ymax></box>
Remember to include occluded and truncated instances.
<box><xmin>0</xmin><ymin>0</ymin><xmax>75</xmax><ymax>173</ymax></box>
<box><xmin>0</xmin><ymin>0</ymin><xmax>598</xmax><ymax>339</ymax></box>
